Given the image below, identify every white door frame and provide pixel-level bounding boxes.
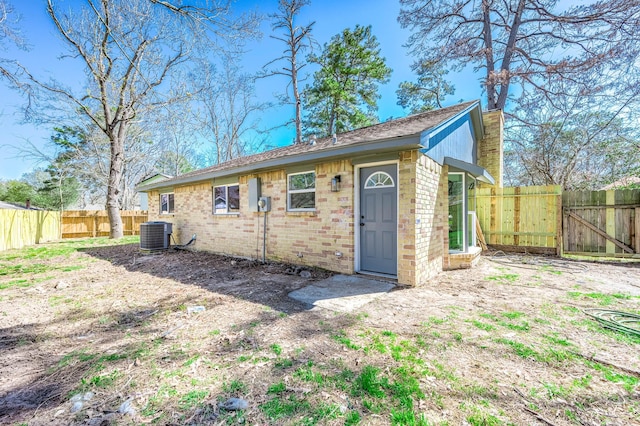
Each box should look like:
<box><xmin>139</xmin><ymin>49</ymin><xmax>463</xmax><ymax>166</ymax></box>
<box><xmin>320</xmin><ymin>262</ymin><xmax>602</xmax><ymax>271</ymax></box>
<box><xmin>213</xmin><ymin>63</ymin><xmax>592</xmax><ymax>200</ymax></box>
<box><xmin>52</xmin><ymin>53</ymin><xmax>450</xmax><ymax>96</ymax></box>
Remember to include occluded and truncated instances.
<box><xmin>354</xmin><ymin>160</ymin><xmax>400</xmax><ymax>276</ymax></box>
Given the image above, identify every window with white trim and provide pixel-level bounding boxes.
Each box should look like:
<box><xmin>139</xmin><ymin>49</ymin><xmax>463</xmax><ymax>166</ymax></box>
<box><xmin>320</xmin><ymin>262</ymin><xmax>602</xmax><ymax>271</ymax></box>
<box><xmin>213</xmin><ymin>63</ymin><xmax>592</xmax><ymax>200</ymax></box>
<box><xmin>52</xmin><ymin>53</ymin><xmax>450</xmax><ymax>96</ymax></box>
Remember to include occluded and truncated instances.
<box><xmin>160</xmin><ymin>193</ymin><xmax>174</xmax><ymax>214</ymax></box>
<box><xmin>448</xmin><ymin>173</ymin><xmax>478</xmax><ymax>253</ymax></box>
<box><xmin>213</xmin><ymin>184</ymin><xmax>240</xmax><ymax>214</ymax></box>
<box><xmin>287</xmin><ymin>171</ymin><xmax>315</xmax><ymax>210</ymax></box>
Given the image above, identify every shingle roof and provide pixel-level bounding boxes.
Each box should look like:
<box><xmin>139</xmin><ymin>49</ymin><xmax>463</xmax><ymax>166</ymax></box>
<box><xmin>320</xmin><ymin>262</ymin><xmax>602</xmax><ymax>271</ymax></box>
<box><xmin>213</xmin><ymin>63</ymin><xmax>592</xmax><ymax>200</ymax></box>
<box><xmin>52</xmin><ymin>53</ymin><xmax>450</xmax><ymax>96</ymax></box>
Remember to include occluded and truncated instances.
<box><xmin>140</xmin><ymin>100</ymin><xmax>479</xmax><ymax>191</ymax></box>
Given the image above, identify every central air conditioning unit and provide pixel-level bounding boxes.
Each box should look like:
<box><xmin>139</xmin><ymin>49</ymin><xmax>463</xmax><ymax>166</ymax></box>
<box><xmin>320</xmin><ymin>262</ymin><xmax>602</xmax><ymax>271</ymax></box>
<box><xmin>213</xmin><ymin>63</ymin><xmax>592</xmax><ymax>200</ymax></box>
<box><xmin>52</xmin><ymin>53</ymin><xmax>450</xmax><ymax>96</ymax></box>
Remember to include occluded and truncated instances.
<box><xmin>140</xmin><ymin>221</ymin><xmax>173</xmax><ymax>251</ymax></box>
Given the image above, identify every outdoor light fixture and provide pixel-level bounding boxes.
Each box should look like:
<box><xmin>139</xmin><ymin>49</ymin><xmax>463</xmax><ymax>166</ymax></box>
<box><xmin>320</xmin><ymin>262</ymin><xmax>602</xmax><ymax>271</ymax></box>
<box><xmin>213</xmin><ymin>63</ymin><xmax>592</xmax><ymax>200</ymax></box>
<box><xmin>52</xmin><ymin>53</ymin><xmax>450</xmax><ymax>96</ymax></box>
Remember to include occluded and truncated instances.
<box><xmin>331</xmin><ymin>175</ymin><xmax>341</xmax><ymax>192</ymax></box>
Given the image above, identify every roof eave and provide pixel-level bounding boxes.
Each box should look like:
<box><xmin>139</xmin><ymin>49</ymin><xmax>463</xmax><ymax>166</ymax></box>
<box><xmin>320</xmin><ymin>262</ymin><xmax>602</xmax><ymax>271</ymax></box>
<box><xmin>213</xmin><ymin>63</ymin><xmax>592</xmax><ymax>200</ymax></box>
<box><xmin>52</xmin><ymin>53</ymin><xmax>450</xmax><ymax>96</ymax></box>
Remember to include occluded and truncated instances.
<box><xmin>137</xmin><ymin>135</ymin><xmax>423</xmax><ymax>192</ymax></box>
<box><xmin>443</xmin><ymin>156</ymin><xmax>495</xmax><ymax>185</ymax></box>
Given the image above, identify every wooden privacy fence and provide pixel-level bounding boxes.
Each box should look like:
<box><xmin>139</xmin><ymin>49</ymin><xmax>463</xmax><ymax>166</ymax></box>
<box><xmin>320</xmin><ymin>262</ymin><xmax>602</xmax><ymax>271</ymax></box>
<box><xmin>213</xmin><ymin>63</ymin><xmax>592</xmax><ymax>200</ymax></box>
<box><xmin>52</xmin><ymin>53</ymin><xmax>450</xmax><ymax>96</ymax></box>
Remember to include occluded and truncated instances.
<box><xmin>0</xmin><ymin>210</ymin><xmax>61</xmax><ymax>251</ymax></box>
<box><xmin>476</xmin><ymin>185</ymin><xmax>563</xmax><ymax>254</ymax></box>
<box><xmin>62</xmin><ymin>210</ymin><xmax>148</xmax><ymax>239</ymax></box>
<box><xmin>563</xmin><ymin>189</ymin><xmax>639</xmax><ymax>257</ymax></box>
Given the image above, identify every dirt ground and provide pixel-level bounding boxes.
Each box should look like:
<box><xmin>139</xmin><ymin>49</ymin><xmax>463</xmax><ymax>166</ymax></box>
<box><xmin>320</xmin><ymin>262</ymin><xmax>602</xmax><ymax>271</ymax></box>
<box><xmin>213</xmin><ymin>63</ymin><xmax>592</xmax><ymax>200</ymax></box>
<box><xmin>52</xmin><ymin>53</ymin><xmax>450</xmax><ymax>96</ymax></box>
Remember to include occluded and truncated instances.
<box><xmin>0</xmin><ymin>239</ymin><xmax>639</xmax><ymax>425</ymax></box>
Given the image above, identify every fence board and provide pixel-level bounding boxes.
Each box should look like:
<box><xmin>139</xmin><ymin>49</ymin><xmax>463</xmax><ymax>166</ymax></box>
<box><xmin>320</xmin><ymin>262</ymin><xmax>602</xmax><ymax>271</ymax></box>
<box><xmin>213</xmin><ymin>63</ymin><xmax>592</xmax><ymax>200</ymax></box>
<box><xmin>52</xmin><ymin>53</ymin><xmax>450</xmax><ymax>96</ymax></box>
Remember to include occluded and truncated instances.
<box><xmin>476</xmin><ymin>185</ymin><xmax>562</xmax><ymax>253</ymax></box>
<box><xmin>0</xmin><ymin>210</ymin><xmax>61</xmax><ymax>251</ymax></box>
<box><xmin>61</xmin><ymin>210</ymin><xmax>147</xmax><ymax>238</ymax></box>
<box><xmin>563</xmin><ymin>189</ymin><xmax>639</xmax><ymax>255</ymax></box>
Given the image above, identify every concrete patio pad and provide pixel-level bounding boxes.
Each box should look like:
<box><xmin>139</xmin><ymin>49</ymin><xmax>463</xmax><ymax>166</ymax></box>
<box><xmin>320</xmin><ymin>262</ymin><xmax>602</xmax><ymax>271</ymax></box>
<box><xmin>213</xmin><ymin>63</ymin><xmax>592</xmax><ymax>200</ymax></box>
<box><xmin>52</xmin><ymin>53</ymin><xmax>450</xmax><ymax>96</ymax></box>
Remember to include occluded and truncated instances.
<box><xmin>288</xmin><ymin>274</ymin><xmax>395</xmax><ymax>312</ymax></box>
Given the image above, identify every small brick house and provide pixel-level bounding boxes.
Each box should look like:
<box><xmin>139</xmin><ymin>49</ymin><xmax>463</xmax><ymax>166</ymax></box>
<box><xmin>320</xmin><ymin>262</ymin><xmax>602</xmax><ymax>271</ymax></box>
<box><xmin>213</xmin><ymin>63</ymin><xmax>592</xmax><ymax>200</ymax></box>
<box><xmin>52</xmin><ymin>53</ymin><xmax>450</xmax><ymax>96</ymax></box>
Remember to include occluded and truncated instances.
<box><xmin>138</xmin><ymin>100</ymin><xmax>503</xmax><ymax>286</ymax></box>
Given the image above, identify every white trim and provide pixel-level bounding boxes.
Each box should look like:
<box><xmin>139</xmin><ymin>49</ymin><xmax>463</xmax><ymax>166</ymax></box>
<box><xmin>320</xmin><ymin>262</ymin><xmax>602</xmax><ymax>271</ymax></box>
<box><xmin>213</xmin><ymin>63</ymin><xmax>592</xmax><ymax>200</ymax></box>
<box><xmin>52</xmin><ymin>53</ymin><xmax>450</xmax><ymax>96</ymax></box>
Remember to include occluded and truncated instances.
<box><xmin>213</xmin><ymin>183</ymin><xmax>240</xmax><ymax>215</ymax></box>
<box><xmin>354</xmin><ymin>160</ymin><xmax>399</xmax><ymax>276</ymax></box>
<box><xmin>364</xmin><ymin>171</ymin><xmax>395</xmax><ymax>189</ymax></box>
<box><xmin>287</xmin><ymin>170</ymin><xmax>316</xmax><ymax>212</ymax></box>
<box><xmin>160</xmin><ymin>192</ymin><xmax>175</xmax><ymax>215</ymax></box>
<box><xmin>448</xmin><ymin>172</ymin><xmax>467</xmax><ymax>252</ymax></box>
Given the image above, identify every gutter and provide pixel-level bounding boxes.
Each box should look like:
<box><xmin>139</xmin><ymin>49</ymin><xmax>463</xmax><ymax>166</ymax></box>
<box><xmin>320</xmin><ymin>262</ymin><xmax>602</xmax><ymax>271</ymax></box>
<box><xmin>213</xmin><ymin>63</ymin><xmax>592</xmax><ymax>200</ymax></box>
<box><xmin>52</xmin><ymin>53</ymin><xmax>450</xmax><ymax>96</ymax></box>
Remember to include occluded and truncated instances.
<box><xmin>137</xmin><ymin>135</ymin><xmax>423</xmax><ymax>192</ymax></box>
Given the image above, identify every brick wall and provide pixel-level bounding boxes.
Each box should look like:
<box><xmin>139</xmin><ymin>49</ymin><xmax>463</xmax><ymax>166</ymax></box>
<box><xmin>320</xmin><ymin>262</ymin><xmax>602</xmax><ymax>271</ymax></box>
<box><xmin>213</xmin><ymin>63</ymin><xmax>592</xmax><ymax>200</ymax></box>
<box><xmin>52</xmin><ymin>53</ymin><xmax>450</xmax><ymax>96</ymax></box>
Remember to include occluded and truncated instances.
<box><xmin>147</xmin><ymin>152</ymin><xmax>455</xmax><ymax>286</ymax></box>
<box><xmin>478</xmin><ymin>109</ymin><xmax>504</xmax><ymax>188</ymax></box>
<box><xmin>415</xmin><ymin>153</ymin><xmax>447</xmax><ymax>284</ymax></box>
<box><xmin>397</xmin><ymin>151</ymin><xmax>447</xmax><ymax>286</ymax></box>
<box><xmin>148</xmin><ymin>160</ymin><xmax>355</xmax><ymax>275</ymax></box>
<box><xmin>397</xmin><ymin>151</ymin><xmax>417</xmax><ymax>285</ymax></box>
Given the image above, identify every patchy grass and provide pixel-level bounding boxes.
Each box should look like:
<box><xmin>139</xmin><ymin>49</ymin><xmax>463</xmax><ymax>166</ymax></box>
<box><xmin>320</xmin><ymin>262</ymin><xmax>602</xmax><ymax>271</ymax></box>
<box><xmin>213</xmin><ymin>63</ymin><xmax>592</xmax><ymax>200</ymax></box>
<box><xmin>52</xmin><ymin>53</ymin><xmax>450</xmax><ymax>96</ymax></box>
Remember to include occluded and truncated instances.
<box><xmin>2</xmin><ymin>238</ymin><xmax>640</xmax><ymax>425</ymax></box>
<box><xmin>586</xmin><ymin>361</ymin><xmax>639</xmax><ymax>393</ymax></box>
<box><xmin>486</xmin><ymin>273</ymin><xmax>519</xmax><ymax>283</ymax></box>
<box><xmin>567</xmin><ymin>291</ymin><xmax>635</xmax><ymax>306</ymax></box>
<box><xmin>0</xmin><ymin>236</ymin><xmax>139</xmax><ymax>262</ymax></box>
<box><xmin>0</xmin><ymin>237</ymin><xmax>138</xmax><ymax>289</ymax></box>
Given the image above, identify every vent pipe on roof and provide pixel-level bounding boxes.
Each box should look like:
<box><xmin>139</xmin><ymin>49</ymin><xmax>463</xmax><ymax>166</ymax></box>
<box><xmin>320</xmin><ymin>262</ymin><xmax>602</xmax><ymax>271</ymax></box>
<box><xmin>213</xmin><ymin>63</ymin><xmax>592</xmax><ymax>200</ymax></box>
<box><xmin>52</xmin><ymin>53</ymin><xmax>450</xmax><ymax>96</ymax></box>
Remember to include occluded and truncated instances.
<box><xmin>309</xmin><ymin>134</ymin><xmax>316</xmax><ymax>146</ymax></box>
<box><xmin>332</xmin><ymin>134</ymin><xmax>337</xmax><ymax>144</ymax></box>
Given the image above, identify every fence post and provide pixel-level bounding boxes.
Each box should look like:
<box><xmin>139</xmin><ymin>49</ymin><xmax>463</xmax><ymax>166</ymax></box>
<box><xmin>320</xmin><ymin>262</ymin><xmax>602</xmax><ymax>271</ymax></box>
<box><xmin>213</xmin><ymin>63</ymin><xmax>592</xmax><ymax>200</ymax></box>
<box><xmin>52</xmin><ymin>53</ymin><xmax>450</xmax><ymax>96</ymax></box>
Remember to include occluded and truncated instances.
<box><xmin>513</xmin><ymin>186</ymin><xmax>520</xmax><ymax>247</ymax></box>
<box><xmin>636</xmin><ymin>207</ymin><xmax>640</xmax><ymax>254</ymax></box>
<box><xmin>605</xmin><ymin>191</ymin><xmax>616</xmax><ymax>254</ymax></box>
<box><xmin>489</xmin><ymin>187</ymin><xmax>497</xmax><ymax>246</ymax></box>
<box><xmin>557</xmin><ymin>191</ymin><xmax>563</xmax><ymax>256</ymax></box>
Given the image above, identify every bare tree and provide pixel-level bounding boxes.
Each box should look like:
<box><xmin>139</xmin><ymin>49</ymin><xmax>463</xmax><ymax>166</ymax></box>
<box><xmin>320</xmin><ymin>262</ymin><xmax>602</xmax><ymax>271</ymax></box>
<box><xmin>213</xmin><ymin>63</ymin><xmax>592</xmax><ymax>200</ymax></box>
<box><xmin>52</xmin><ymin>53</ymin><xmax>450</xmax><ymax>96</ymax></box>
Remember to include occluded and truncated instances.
<box><xmin>262</xmin><ymin>0</ymin><xmax>315</xmax><ymax>144</ymax></box>
<box><xmin>151</xmin><ymin>103</ymin><xmax>201</xmax><ymax>176</ymax></box>
<box><xmin>504</xmin><ymin>85</ymin><xmax>640</xmax><ymax>190</ymax></box>
<box><xmin>195</xmin><ymin>58</ymin><xmax>269</xmax><ymax>165</ymax></box>
<box><xmin>0</xmin><ymin>0</ymin><xmax>25</xmax><ymax>87</ymax></box>
<box><xmin>22</xmin><ymin>0</ymin><xmax>257</xmax><ymax>238</ymax></box>
<box><xmin>398</xmin><ymin>0</ymin><xmax>640</xmax><ymax>111</ymax></box>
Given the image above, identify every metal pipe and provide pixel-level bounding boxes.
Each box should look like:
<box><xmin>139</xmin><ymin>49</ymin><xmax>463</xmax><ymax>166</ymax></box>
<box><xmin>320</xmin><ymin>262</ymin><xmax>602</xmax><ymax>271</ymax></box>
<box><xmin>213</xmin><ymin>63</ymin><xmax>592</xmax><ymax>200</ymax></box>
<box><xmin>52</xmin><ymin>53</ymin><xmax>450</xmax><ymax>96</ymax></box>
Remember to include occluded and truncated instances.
<box><xmin>262</xmin><ymin>211</ymin><xmax>267</xmax><ymax>263</ymax></box>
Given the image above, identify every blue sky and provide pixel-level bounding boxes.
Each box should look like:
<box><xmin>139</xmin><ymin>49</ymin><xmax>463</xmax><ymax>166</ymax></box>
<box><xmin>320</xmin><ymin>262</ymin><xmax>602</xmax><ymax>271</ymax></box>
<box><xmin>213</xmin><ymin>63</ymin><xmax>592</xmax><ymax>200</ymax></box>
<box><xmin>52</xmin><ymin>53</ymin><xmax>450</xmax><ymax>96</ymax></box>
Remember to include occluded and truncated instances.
<box><xmin>0</xmin><ymin>0</ymin><xmax>483</xmax><ymax>180</ymax></box>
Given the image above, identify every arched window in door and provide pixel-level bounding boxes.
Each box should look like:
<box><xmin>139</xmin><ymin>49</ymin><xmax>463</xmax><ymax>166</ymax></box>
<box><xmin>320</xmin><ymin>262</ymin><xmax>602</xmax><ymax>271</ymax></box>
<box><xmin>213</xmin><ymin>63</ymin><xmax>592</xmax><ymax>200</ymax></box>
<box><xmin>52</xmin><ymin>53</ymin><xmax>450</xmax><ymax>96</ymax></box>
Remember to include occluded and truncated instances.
<box><xmin>364</xmin><ymin>171</ymin><xmax>394</xmax><ymax>189</ymax></box>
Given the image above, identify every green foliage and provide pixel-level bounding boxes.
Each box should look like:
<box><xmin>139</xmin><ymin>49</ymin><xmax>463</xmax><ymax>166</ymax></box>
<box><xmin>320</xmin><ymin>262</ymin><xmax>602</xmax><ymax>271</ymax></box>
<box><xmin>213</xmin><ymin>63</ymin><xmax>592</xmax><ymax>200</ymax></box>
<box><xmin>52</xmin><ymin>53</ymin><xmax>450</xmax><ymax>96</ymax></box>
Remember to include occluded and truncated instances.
<box><xmin>294</xmin><ymin>365</ymin><xmax>325</xmax><ymax>384</ymax></box>
<box><xmin>270</xmin><ymin>343</ymin><xmax>283</xmax><ymax>356</ymax></box>
<box><xmin>494</xmin><ymin>338</ymin><xmax>539</xmax><ymax>360</ymax></box>
<box><xmin>0</xmin><ymin>263</ymin><xmax>50</xmax><ymax>276</ymax></box>
<box><xmin>567</xmin><ymin>291</ymin><xmax>633</xmax><ymax>306</ymax></box>
<box><xmin>82</xmin><ymin>370</ymin><xmax>121</xmax><ymax>388</ymax></box>
<box><xmin>332</xmin><ymin>330</ymin><xmax>360</xmax><ymax>350</ymax></box>
<box><xmin>501</xmin><ymin>311</ymin><xmax>525</xmax><ymax>320</ymax></box>
<box><xmin>396</xmin><ymin>59</ymin><xmax>454</xmax><ymax>114</ymax></box>
<box><xmin>0</xmin><ymin>179</ymin><xmax>36</xmax><ymax>205</ymax></box>
<box><xmin>542</xmin><ymin>382</ymin><xmax>570</xmax><ymax>399</ymax></box>
<box><xmin>466</xmin><ymin>410</ymin><xmax>502</xmax><ymax>426</ymax></box>
<box><xmin>352</xmin><ymin>365</ymin><xmax>387</xmax><ymax>398</ymax></box>
<box><xmin>260</xmin><ymin>394</ymin><xmax>310</xmax><ymax>421</ymax></box>
<box><xmin>222</xmin><ymin>380</ymin><xmax>247</xmax><ymax>395</ymax></box>
<box><xmin>471</xmin><ymin>320</ymin><xmax>496</xmax><ymax>331</ymax></box>
<box><xmin>275</xmin><ymin>357</ymin><xmax>294</xmax><ymax>369</ymax></box>
<box><xmin>178</xmin><ymin>390</ymin><xmax>208</xmax><ymax>409</ymax></box>
<box><xmin>267</xmin><ymin>381</ymin><xmax>287</xmax><ymax>394</ymax></box>
<box><xmin>344</xmin><ymin>410</ymin><xmax>361</xmax><ymax>425</ymax></box>
<box><xmin>303</xmin><ymin>25</ymin><xmax>391</xmax><ymax>137</ymax></box>
<box><xmin>391</xmin><ymin>408</ymin><xmax>430</xmax><ymax>425</ymax></box>
<box><xmin>486</xmin><ymin>273</ymin><xmax>519</xmax><ymax>283</ymax></box>
<box><xmin>0</xmin><ymin>237</ymin><xmax>138</xmax><ymax>265</ymax></box>
<box><xmin>586</xmin><ymin>361</ymin><xmax>639</xmax><ymax>392</ymax></box>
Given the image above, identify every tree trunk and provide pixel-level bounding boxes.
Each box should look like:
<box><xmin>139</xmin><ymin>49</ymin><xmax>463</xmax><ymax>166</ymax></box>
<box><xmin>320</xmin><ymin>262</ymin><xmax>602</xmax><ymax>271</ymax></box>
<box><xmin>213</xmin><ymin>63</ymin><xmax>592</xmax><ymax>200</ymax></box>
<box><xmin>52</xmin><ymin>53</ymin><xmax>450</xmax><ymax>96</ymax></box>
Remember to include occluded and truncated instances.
<box><xmin>482</xmin><ymin>0</ymin><xmax>498</xmax><ymax>110</ymax></box>
<box><xmin>106</xmin><ymin>135</ymin><xmax>124</xmax><ymax>238</ymax></box>
<box><xmin>495</xmin><ymin>0</ymin><xmax>526</xmax><ymax>111</ymax></box>
<box><xmin>292</xmin><ymin>52</ymin><xmax>302</xmax><ymax>144</ymax></box>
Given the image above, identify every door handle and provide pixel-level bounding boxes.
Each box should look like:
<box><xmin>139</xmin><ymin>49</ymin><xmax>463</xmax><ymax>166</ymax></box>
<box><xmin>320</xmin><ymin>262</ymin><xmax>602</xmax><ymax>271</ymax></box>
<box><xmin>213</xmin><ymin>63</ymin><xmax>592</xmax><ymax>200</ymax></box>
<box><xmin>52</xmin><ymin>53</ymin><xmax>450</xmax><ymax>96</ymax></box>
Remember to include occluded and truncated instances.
<box><xmin>360</xmin><ymin>223</ymin><xmax>365</xmax><ymax>226</ymax></box>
